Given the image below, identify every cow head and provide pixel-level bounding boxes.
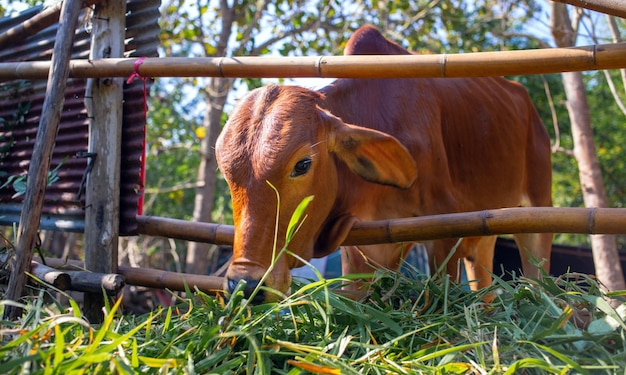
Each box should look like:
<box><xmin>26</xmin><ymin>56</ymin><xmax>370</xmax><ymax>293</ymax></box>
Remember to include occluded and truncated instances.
<box><xmin>215</xmin><ymin>84</ymin><xmax>417</xmax><ymax>302</ymax></box>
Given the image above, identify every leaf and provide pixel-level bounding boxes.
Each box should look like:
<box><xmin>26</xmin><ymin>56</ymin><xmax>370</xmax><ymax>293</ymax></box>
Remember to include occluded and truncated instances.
<box><xmin>504</xmin><ymin>358</ymin><xmax>563</xmax><ymax>374</ymax></box>
<box><xmin>580</xmin><ymin>295</ymin><xmax>626</xmax><ymax>330</ymax></box>
<box><xmin>287</xmin><ymin>359</ymin><xmax>340</xmax><ymax>375</ymax></box>
<box><xmin>517</xmin><ymin>341</ymin><xmax>589</xmax><ymax>375</ymax></box>
<box><xmin>588</xmin><ymin>315</ymin><xmax>621</xmax><ymax>335</ymax></box>
<box><xmin>286</xmin><ymin>195</ymin><xmax>314</xmax><ymax>243</ymax></box>
<box><xmin>137</xmin><ymin>356</ymin><xmax>179</xmax><ymax>368</ymax></box>
<box><xmin>588</xmin><ymin>303</ymin><xmax>626</xmax><ymax>335</ymax></box>
<box><xmin>53</xmin><ymin>324</ymin><xmax>64</xmax><ymax>369</ymax></box>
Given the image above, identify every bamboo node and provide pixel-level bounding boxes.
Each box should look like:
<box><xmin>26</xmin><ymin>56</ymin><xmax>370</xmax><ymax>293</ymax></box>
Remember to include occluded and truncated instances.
<box><xmin>217</xmin><ymin>57</ymin><xmax>225</xmax><ymax>78</ymax></box>
<box><xmin>588</xmin><ymin>207</ymin><xmax>598</xmax><ymax>234</ymax></box>
<box><xmin>385</xmin><ymin>219</ymin><xmax>394</xmax><ymax>243</ymax></box>
<box><xmin>480</xmin><ymin>210</ymin><xmax>494</xmax><ymax>235</ymax></box>
<box><xmin>315</xmin><ymin>56</ymin><xmax>324</xmax><ymax>77</ymax></box>
<box><xmin>592</xmin><ymin>44</ymin><xmax>598</xmax><ymax>68</ymax></box>
<box><xmin>440</xmin><ymin>53</ymin><xmax>449</xmax><ymax>77</ymax></box>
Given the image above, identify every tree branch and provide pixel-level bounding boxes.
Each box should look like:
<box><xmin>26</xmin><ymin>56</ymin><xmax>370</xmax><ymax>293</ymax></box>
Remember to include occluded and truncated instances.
<box><xmin>606</xmin><ymin>15</ymin><xmax>626</xmax><ymax>97</ymax></box>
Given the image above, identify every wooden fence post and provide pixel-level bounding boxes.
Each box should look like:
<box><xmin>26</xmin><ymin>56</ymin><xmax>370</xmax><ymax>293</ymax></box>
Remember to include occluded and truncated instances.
<box><xmin>83</xmin><ymin>0</ymin><xmax>126</xmax><ymax>323</ymax></box>
<box><xmin>2</xmin><ymin>0</ymin><xmax>82</xmax><ymax>321</ymax></box>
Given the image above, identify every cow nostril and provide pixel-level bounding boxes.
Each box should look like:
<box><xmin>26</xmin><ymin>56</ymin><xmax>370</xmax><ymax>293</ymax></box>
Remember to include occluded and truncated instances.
<box><xmin>225</xmin><ymin>276</ymin><xmax>266</xmax><ymax>304</ymax></box>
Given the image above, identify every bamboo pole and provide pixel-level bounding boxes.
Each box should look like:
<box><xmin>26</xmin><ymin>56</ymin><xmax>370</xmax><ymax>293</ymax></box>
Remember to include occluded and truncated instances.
<box><xmin>136</xmin><ymin>207</ymin><xmax>626</xmax><ymax>247</ymax></box>
<box><xmin>0</xmin><ymin>2</ymin><xmax>64</xmax><ymax>50</ymax></box>
<box><xmin>552</xmin><ymin>0</ymin><xmax>626</xmax><ymax>19</ymax></box>
<box><xmin>0</xmin><ymin>253</ymin><xmax>124</xmax><ymax>294</ymax></box>
<box><xmin>343</xmin><ymin>207</ymin><xmax>626</xmax><ymax>245</ymax></box>
<box><xmin>64</xmin><ymin>270</ymin><xmax>125</xmax><ymax>295</ymax></box>
<box><xmin>3</xmin><ymin>0</ymin><xmax>83</xmax><ymax>321</ymax></box>
<box><xmin>38</xmin><ymin>257</ymin><xmax>225</xmax><ymax>294</ymax></box>
<box><xmin>31</xmin><ymin>207</ymin><xmax>626</xmax><ymax>296</ymax></box>
<box><xmin>0</xmin><ymin>0</ymin><xmax>103</xmax><ymax>50</ymax></box>
<box><xmin>1</xmin><ymin>42</ymin><xmax>626</xmax><ymax>81</ymax></box>
<box><xmin>136</xmin><ymin>215</ymin><xmax>234</xmax><ymax>245</ymax></box>
<box><xmin>31</xmin><ymin>262</ymin><xmax>71</xmax><ymax>290</ymax></box>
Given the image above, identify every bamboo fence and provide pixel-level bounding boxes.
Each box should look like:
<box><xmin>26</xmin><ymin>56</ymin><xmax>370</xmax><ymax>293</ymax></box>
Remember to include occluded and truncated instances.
<box><xmin>136</xmin><ymin>207</ymin><xmax>626</xmax><ymax>247</ymax></box>
<box><xmin>9</xmin><ymin>207</ymin><xmax>624</xmax><ymax>296</ymax></box>
<box><xmin>0</xmin><ymin>251</ymin><xmax>222</xmax><ymax>295</ymax></box>
<box><xmin>1</xmin><ymin>42</ymin><xmax>626</xmax><ymax>81</ymax></box>
<box><xmin>37</xmin><ymin>256</ymin><xmax>225</xmax><ymax>294</ymax></box>
<box><xmin>3</xmin><ymin>0</ymin><xmax>626</xmax><ymax>298</ymax></box>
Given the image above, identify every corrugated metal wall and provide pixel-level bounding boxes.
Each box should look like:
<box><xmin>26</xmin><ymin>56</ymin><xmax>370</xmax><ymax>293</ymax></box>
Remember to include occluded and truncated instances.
<box><xmin>0</xmin><ymin>0</ymin><xmax>160</xmax><ymax>235</ymax></box>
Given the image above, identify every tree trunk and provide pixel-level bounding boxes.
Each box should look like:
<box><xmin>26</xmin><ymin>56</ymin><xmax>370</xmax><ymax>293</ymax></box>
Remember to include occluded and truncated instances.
<box><xmin>185</xmin><ymin>77</ymin><xmax>231</xmax><ymax>275</ymax></box>
<box><xmin>551</xmin><ymin>3</ymin><xmax>626</xmax><ymax>292</ymax></box>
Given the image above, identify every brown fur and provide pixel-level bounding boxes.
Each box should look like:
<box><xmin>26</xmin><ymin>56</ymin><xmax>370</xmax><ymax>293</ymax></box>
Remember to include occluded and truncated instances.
<box><xmin>216</xmin><ymin>25</ymin><xmax>552</xmax><ymax>301</ymax></box>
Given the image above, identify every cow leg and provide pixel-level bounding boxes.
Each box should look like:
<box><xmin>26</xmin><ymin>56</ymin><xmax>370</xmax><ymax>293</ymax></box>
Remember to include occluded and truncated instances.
<box><xmin>513</xmin><ymin>232</ymin><xmax>552</xmax><ymax>280</ymax></box>
<box><xmin>341</xmin><ymin>243</ymin><xmax>411</xmax><ymax>274</ymax></box>
<box><xmin>341</xmin><ymin>243</ymin><xmax>412</xmax><ymax>291</ymax></box>
<box><xmin>462</xmin><ymin>236</ymin><xmax>497</xmax><ymax>291</ymax></box>
<box><xmin>427</xmin><ymin>239</ymin><xmax>465</xmax><ymax>284</ymax></box>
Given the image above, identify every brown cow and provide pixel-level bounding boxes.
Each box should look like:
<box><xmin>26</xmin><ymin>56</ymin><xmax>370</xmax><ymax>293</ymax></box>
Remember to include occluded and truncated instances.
<box><xmin>216</xmin><ymin>25</ymin><xmax>552</xmax><ymax>302</ymax></box>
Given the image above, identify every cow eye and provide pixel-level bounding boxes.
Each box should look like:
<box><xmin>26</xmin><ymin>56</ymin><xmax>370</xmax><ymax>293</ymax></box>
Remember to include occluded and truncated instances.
<box><xmin>291</xmin><ymin>157</ymin><xmax>312</xmax><ymax>177</ymax></box>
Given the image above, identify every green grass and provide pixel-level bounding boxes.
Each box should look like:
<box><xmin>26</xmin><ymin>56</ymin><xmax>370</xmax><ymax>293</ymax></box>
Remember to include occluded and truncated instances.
<box><xmin>1</xmin><ymin>268</ymin><xmax>625</xmax><ymax>374</ymax></box>
<box><xmin>2</xmin><ymin>200</ymin><xmax>625</xmax><ymax>373</ymax></box>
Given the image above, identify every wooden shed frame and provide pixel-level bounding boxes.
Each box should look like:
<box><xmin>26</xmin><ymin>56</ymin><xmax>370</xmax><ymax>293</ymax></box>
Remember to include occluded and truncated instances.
<box><xmin>2</xmin><ymin>0</ymin><xmax>626</xmax><ymax>321</ymax></box>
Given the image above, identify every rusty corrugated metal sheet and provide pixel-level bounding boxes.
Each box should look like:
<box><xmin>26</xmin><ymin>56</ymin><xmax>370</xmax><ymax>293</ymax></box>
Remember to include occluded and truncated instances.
<box><xmin>0</xmin><ymin>0</ymin><xmax>160</xmax><ymax>235</ymax></box>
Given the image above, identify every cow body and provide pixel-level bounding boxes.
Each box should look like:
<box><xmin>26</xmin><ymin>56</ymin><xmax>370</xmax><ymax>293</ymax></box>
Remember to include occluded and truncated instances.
<box><xmin>216</xmin><ymin>25</ymin><xmax>552</xmax><ymax>302</ymax></box>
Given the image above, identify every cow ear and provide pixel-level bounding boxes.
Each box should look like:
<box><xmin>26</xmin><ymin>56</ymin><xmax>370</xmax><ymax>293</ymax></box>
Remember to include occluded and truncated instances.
<box><xmin>326</xmin><ymin>113</ymin><xmax>417</xmax><ymax>189</ymax></box>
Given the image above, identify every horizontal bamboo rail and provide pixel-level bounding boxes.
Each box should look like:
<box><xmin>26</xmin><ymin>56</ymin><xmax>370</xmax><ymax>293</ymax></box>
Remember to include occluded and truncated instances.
<box><xmin>20</xmin><ymin>207</ymin><xmax>626</xmax><ymax>296</ymax></box>
<box><xmin>2</xmin><ymin>42</ymin><xmax>626</xmax><ymax>81</ymax></box>
<box><xmin>136</xmin><ymin>207</ymin><xmax>626</xmax><ymax>247</ymax></box>
<box><xmin>0</xmin><ymin>1</ymin><xmax>64</xmax><ymax>50</ymax></box>
<box><xmin>34</xmin><ymin>257</ymin><xmax>366</xmax><ymax>298</ymax></box>
<box><xmin>31</xmin><ymin>261</ymin><xmax>71</xmax><ymax>290</ymax></box>
<box><xmin>0</xmin><ymin>253</ymin><xmax>125</xmax><ymax>295</ymax></box>
<box><xmin>554</xmin><ymin>0</ymin><xmax>626</xmax><ymax>19</ymax></box>
<box><xmin>36</xmin><ymin>257</ymin><xmax>225</xmax><ymax>294</ymax></box>
<box><xmin>137</xmin><ymin>215</ymin><xmax>234</xmax><ymax>245</ymax></box>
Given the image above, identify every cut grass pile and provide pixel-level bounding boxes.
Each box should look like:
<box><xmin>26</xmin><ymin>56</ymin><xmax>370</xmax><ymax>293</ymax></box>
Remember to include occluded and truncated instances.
<box><xmin>1</xmin><ymin>268</ymin><xmax>625</xmax><ymax>374</ymax></box>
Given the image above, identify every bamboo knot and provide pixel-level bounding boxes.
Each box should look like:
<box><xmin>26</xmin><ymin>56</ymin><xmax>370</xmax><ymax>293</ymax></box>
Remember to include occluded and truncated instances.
<box><xmin>385</xmin><ymin>218</ymin><xmax>394</xmax><ymax>243</ymax></box>
<box><xmin>315</xmin><ymin>56</ymin><xmax>324</xmax><ymax>77</ymax></box>
<box><xmin>588</xmin><ymin>207</ymin><xmax>598</xmax><ymax>234</ymax></box>
<box><xmin>480</xmin><ymin>210</ymin><xmax>494</xmax><ymax>235</ymax></box>
<box><xmin>592</xmin><ymin>44</ymin><xmax>598</xmax><ymax>68</ymax></box>
<box><xmin>439</xmin><ymin>53</ymin><xmax>449</xmax><ymax>77</ymax></box>
<box><xmin>217</xmin><ymin>57</ymin><xmax>225</xmax><ymax>78</ymax></box>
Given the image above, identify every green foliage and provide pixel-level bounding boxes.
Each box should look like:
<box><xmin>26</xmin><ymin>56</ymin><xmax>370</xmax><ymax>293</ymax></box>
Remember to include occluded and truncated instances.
<box><xmin>0</xmin><ymin>0</ymin><xmax>42</xmax><ymax>16</ymax></box>
<box><xmin>0</xmin><ymin>159</ymin><xmax>64</xmax><ymax>199</ymax></box>
<box><xmin>143</xmin><ymin>81</ymin><xmax>202</xmax><ymax>219</ymax></box>
<box><xmin>588</xmin><ymin>70</ymin><xmax>626</xmax><ymax>208</ymax></box>
<box><xmin>2</xmin><ymin>195</ymin><xmax>625</xmax><ymax>372</ymax></box>
<box><xmin>0</xmin><ymin>80</ymin><xmax>32</xmax><ymax>191</ymax></box>
<box><xmin>353</xmin><ymin>0</ymin><xmax>541</xmax><ymax>54</ymax></box>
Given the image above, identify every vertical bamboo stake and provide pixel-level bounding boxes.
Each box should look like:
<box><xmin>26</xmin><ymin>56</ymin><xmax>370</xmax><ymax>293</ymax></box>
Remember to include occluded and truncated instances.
<box><xmin>3</xmin><ymin>0</ymin><xmax>83</xmax><ymax>321</ymax></box>
<box><xmin>83</xmin><ymin>0</ymin><xmax>126</xmax><ymax>323</ymax></box>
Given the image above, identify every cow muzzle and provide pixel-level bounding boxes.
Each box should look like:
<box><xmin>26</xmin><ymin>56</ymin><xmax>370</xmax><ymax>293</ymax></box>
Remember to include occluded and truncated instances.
<box><xmin>224</xmin><ymin>275</ymin><xmax>266</xmax><ymax>304</ymax></box>
<box><xmin>224</xmin><ymin>262</ymin><xmax>291</xmax><ymax>303</ymax></box>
